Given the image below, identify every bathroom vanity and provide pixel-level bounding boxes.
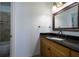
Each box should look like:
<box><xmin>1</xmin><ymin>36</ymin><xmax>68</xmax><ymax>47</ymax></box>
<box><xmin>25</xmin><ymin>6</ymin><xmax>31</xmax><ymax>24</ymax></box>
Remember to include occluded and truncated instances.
<box><xmin>40</xmin><ymin>33</ymin><xmax>79</xmax><ymax>57</ymax></box>
<box><xmin>40</xmin><ymin>2</ymin><xmax>79</xmax><ymax>57</ymax></box>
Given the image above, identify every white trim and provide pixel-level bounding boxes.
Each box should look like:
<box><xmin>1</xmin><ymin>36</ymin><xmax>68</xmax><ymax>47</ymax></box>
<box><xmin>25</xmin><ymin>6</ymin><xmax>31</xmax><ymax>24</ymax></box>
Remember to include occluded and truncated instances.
<box><xmin>10</xmin><ymin>2</ymin><xmax>16</xmax><ymax>57</ymax></box>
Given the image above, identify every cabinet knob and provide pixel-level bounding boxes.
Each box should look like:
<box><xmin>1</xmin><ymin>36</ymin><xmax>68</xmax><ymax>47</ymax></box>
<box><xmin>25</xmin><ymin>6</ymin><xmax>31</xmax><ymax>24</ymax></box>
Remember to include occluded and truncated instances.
<box><xmin>48</xmin><ymin>48</ymin><xmax>50</xmax><ymax>50</ymax></box>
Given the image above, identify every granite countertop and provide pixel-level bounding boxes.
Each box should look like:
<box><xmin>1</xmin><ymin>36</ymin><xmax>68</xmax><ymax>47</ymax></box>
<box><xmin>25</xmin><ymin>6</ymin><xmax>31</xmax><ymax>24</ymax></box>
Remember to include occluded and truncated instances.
<box><xmin>40</xmin><ymin>33</ymin><xmax>79</xmax><ymax>52</ymax></box>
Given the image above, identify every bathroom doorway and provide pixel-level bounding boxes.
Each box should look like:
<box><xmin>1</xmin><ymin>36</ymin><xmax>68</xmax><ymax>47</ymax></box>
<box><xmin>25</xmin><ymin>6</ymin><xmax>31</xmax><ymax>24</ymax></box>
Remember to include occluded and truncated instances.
<box><xmin>0</xmin><ymin>2</ymin><xmax>10</xmax><ymax>57</ymax></box>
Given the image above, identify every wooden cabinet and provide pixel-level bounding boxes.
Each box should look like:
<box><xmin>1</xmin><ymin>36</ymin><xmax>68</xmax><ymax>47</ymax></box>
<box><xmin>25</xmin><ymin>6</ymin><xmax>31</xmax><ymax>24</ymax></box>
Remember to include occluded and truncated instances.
<box><xmin>71</xmin><ymin>50</ymin><xmax>79</xmax><ymax>57</ymax></box>
<box><xmin>40</xmin><ymin>37</ymin><xmax>70</xmax><ymax>57</ymax></box>
<box><xmin>40</xmin><ymin>36</ymin><xmax>79</xmax><ymax>57</ymax></box>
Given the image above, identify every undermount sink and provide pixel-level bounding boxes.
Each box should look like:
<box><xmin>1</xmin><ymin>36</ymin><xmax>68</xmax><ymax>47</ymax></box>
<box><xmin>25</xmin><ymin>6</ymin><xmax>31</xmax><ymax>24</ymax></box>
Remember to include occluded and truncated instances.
<box><xmin>46</xmin><ymin>37</ymin><xmax>64</xmax><ymax>41</ymax></box>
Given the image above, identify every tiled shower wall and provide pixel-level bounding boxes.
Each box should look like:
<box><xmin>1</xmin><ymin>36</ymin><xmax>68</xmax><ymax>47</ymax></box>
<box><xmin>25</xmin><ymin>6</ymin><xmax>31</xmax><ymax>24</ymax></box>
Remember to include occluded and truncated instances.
<box><xmin>0</xmin><ymin>3</ymin><xmax>10</xmax><ymax>41</ymax></box>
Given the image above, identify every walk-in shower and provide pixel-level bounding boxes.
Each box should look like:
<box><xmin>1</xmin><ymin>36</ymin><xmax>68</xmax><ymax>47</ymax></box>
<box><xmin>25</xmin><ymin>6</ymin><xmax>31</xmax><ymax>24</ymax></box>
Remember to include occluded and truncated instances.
<box><xmin>0</xmin><ymin>2</ymin><xmax>10</xmax><ymax>57</ymax></box>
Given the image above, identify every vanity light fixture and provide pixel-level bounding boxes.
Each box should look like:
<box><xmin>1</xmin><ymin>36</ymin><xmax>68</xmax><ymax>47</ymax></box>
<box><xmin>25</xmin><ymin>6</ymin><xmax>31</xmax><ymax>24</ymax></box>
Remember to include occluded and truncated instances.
<box><xmin>52</xmin><ymin>2</ymin><xmax>66</xmax><ymax>11</ymax></box>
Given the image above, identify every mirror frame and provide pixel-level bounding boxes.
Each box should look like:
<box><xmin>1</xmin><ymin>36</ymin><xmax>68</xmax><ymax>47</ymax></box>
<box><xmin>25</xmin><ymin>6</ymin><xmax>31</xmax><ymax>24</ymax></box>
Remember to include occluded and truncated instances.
<box><xmin>53</xmin><ymin>2</ymin><xmax>79</xmax><ymax>31</ymax></box>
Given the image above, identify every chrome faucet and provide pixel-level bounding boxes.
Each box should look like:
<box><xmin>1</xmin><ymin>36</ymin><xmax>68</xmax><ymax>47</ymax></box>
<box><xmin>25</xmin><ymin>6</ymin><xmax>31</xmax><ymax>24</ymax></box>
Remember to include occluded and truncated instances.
<box><xmin>58</xmin><ymin>30</ymin><xmax>63</xmax><ymax>38</ymax></box>
<box><xmin>58</xmin><ymin>26</ymin><xmax>63</xmax><ymax>35</ymax></box>
<box><xmin>58</xmin><ymin>30</ymin><xmax>63</xmax><ymax>35</ymax></box>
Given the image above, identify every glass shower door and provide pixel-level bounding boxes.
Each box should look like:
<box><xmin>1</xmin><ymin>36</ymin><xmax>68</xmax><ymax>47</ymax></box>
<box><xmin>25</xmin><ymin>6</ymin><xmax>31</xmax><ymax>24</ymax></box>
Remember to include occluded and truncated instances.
<box><xmin>0</xmin><ymin>2</ymin><xmax>10</xmax><ymax>57</ymax></box>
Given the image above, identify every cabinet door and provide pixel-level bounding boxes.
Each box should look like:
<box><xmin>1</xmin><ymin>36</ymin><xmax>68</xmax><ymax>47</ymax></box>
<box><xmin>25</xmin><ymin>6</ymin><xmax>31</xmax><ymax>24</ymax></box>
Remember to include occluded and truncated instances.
<box><xmin>40</xmin><ymin>38</ymin><xmax>55</xmax><ymax>57</ymax></box>
<box><xmin>45</xmin><ymin>43</ymin><xmax>55</xmax><ymax>57</ymax></box>
<box><xmin>71</xmin><ymin>50</ymin><xmax>79</xmax><ymax>57</ymax></box>
<box><xmin>40</xmin><ymin>38</ymin><xmax>50</xmax><ymax>57</ymax></box>
<box><xmin>54</xmin><ymin>49</ymin><xmax>69</xmax><ymax>57</ymax></box>
<box><xmin>45</xmin><ymin>45</ymin><xmax>52</xmax><ymax>57</ymax></box>
<box><xmin>40</xmin><ymin>39</ymin><xmax>46</xmax><ymax>56</ymax></box>
<box><xmin>53</xmin><ymin>43</ymin><xmax>70</xmax><ymax>57</ymax></box>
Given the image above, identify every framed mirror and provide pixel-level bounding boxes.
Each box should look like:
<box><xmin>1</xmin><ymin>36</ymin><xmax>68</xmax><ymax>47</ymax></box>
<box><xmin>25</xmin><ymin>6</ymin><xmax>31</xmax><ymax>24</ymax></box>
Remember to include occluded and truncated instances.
<box><xmin>53</xmin><ymin>2</ymin><xmax>79</xmax><ymax>31</ymax></box>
